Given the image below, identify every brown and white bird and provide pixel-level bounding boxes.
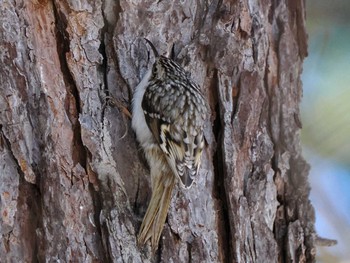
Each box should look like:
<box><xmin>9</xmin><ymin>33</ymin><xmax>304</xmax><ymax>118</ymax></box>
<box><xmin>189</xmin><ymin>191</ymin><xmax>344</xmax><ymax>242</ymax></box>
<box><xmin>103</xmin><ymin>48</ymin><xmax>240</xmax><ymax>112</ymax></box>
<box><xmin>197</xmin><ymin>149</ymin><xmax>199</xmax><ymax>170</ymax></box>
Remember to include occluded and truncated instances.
<box><xmin>132</xmin><ymin>39</ymin><xmax>208</xmax><ymax>251</ymax></box>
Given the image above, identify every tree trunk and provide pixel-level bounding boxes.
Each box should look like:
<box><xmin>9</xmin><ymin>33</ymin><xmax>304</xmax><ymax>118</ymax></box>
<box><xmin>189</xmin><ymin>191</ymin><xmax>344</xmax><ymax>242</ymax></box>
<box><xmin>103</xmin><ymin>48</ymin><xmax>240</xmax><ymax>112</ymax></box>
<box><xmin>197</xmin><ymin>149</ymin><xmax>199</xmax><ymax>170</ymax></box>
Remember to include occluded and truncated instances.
<box><xmin>0</xmin><ymin>0</ymin><xmax>315</xmax><ymax>262</ymax></box>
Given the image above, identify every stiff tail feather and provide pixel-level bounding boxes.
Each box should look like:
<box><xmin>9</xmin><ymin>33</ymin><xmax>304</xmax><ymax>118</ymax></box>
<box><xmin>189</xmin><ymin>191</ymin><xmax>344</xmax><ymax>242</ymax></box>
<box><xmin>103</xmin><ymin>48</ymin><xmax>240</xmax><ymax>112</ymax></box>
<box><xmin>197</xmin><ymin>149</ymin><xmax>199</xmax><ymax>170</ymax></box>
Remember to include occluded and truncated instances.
<box><xmin>138</xmin><ymin>172</ymin><xmax>176</xmax><ymax>251</ymax></box>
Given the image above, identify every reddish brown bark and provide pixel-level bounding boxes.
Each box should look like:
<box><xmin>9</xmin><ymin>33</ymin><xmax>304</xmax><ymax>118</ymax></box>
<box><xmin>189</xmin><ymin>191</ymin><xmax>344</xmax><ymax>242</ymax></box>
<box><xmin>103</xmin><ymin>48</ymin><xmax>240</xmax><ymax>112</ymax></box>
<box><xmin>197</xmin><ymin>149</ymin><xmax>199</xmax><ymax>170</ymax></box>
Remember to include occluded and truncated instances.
<box><xmin>0</xmin><ymin>0</ymin><xmax>315</xmax><ymax>262</ymax></box>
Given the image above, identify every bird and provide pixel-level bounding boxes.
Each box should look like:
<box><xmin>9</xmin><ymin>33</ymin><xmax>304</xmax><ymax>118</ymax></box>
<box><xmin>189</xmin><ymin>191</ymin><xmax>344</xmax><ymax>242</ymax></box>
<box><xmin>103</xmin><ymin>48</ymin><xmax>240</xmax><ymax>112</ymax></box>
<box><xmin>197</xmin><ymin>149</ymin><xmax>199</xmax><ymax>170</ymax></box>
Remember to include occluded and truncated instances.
<box><xmin>132</xmin><ymin>38</ymin><xmax>208</xmax><ymax>251</ymax></box>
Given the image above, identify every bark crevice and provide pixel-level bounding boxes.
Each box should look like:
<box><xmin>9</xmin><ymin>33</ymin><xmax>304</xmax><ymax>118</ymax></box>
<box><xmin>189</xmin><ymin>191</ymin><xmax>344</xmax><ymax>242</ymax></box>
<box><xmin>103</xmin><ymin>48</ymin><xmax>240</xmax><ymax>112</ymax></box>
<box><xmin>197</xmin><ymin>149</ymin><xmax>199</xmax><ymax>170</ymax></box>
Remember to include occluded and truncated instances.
<box><xmin>211</xmin><ymin>68</ymin><xmax>231</xmax><ymax>263</ymax></box>
<box><xmin>0</xmin><ymin>127</ymin><xmax>42</xmax><ymax>261</ymax></box>
<box><xmin>52</xmin><ymin>2</ymin><xmax>87</xmax><ymax>171</ymax></box>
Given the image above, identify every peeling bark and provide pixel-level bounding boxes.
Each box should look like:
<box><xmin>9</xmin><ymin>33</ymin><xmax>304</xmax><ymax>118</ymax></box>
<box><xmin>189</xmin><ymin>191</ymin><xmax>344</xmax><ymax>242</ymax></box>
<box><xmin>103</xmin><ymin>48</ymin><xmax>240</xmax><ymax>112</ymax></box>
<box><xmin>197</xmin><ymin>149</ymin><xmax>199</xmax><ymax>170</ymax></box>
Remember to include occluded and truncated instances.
<box><xmin>0</xmin><ymin>0</ymin><xmax>315</xmax><ymax>262</ymax></box>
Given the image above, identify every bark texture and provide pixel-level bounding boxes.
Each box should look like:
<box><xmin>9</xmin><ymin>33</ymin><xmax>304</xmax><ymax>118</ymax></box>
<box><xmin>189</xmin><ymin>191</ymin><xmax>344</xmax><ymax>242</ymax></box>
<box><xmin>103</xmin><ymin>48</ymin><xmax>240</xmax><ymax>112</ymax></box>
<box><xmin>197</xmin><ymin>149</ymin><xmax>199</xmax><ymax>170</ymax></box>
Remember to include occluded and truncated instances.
<box><xmin>0</xmin><ymin>0</ymin><xmax>315</xmax><ymax>262</ymax></box>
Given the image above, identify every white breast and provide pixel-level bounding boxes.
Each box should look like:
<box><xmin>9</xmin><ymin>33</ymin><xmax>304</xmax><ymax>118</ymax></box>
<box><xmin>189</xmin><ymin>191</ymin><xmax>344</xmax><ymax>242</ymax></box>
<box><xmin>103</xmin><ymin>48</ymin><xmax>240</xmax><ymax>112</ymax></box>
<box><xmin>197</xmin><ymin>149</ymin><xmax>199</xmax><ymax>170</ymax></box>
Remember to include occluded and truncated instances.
<box><xmin>132</xmin><ymin>68</ymin><xmax>154</xmax><ymax>149</ymax></box>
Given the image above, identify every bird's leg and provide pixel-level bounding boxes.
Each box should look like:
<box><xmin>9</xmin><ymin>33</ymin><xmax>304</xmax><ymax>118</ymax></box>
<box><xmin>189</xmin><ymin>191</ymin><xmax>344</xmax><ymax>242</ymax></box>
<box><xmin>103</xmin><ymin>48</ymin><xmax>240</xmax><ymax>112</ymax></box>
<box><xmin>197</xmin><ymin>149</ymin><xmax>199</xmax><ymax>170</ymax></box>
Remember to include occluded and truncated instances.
<box><xmin>101</xmin><ymin>94</ymin><xmax>132</xmax><ymax>140</ymax></box>
<box><xmin>102</xmin><ymin>95</ymin><xmax>132</xmax><ymax>119</ymax></box>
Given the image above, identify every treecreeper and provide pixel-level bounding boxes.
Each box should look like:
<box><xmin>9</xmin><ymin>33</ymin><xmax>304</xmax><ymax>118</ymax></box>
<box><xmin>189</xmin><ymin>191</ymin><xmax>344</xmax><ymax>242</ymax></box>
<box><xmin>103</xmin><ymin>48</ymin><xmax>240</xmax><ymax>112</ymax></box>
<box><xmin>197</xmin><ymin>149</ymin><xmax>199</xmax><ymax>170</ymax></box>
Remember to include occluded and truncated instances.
<box><xmin>132</xmin><ymin>39</ymin><xmax>209</xmax><ymax>251</ymax></box>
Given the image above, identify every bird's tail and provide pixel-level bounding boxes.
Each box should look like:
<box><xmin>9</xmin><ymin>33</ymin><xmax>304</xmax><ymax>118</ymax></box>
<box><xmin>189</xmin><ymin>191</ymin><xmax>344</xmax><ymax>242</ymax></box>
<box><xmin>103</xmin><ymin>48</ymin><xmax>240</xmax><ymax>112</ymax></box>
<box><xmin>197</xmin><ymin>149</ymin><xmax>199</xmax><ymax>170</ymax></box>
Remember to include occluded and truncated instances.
<box><xmin>138</xmin><ymin>171</ymin><xmax>176</xmax><ymax>251</ymax></box>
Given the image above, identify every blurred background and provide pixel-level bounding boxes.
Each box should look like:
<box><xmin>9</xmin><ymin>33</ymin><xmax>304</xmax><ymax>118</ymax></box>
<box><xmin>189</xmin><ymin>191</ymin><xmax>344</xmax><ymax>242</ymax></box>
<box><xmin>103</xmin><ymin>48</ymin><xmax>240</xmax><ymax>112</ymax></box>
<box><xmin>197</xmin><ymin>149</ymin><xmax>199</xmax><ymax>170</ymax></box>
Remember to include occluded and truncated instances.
<box><xmin>302</xmin><ymin>0</ymin><xmax>350</xmax><ymax>262</ymax></box>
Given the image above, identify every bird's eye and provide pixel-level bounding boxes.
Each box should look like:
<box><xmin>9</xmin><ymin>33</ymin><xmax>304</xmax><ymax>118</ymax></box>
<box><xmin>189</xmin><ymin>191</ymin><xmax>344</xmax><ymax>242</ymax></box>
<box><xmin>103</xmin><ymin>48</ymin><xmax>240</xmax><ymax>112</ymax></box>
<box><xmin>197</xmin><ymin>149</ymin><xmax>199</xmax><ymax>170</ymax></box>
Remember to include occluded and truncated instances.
<box><xmin>152</xmin><ymin>65</ymin><xmax>158</xmax><ymax>75</ymax></box>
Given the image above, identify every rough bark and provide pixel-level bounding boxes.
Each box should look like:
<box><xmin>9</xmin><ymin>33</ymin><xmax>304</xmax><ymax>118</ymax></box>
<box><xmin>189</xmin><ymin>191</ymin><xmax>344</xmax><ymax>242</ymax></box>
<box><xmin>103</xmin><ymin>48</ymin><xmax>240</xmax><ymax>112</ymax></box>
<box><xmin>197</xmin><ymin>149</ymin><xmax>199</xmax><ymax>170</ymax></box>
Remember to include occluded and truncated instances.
<box><xmin>0</xmin><ymin>0</ymin><xmax>315</xmax><ymax>262</ymax></box>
